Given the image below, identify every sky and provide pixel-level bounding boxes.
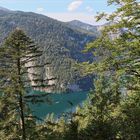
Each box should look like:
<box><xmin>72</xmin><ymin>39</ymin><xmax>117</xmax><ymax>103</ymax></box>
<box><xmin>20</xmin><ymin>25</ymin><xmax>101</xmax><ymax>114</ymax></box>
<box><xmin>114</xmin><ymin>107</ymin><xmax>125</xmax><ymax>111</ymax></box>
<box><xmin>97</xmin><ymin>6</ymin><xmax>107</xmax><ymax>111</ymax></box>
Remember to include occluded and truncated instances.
<box><xmin>0</xmin><ymin>0</ymin><xmax>117</xmax><ymax>25</ymax></box>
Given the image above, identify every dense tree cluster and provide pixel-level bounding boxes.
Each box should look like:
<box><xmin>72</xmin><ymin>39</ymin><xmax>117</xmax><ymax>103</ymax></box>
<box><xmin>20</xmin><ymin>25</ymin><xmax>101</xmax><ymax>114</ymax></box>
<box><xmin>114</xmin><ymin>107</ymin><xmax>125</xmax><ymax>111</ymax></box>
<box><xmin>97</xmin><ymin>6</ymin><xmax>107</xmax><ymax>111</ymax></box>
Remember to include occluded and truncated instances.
<box><xmin>0</xmin><ymin>11</ymin><xmax>95</xmax><ymax>92</ymax></box>
<box><xmin>0</xmin><ymin>0</ymin><xmax>140</xmax><ymax>139</ymax></box>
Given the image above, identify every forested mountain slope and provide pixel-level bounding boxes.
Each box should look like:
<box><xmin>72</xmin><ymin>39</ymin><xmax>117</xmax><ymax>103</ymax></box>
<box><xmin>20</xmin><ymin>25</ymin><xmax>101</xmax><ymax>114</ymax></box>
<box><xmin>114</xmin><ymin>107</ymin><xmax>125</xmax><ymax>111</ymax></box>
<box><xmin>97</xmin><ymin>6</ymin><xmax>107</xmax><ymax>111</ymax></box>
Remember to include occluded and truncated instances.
<box><xmin>66</xmin><ymin>20</ymin><xmax>100</xmax><ymax>36</ymax></box>
<box><xmin>0</xmin><ymin>8</ymin><xmax>97</xmax><ymax>93</ymax></box>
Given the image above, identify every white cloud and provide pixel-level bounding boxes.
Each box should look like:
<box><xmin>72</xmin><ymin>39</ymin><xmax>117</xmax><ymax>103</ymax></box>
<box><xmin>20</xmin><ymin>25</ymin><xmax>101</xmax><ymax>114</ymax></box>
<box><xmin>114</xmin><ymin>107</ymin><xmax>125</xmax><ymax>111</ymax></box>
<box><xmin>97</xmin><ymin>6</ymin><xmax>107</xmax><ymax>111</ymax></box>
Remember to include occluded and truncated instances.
<box><xmin>86</xmin><ymin>6</ymin><xmax>93</xmax><ymax>13</ymax></box>
<box><xmin>36</xmin><ymin>7</ymin><xmax>45</xmax><ymax>13</ymax></box>
<box><xmin>68</xmin><ymin>0</ymin><xmax>83</xmax><ymax>12</ymax></box>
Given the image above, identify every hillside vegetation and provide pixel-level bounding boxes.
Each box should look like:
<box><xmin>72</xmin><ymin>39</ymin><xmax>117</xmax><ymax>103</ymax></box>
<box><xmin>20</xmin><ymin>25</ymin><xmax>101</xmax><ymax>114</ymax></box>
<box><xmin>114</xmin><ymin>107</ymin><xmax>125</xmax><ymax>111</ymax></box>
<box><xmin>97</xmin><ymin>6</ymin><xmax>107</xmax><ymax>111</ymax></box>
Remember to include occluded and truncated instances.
<box><xmin>0</xmin><ymin>0</ymin><xmax>139</xmax><ymax>139</ymax></box>
<box><xmin>0</xmin><ymin>10</ymin><xmax>97</xmax><ymax>92</ymax></box>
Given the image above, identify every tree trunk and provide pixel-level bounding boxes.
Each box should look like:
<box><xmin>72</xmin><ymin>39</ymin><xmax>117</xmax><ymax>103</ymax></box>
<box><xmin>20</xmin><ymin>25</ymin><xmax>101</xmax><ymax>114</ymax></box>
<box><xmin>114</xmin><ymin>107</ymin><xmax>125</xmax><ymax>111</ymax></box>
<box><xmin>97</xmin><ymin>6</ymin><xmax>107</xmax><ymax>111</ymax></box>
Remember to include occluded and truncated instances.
<box><xmin>19</xmin><ymin>92</ymin><xmax>26</xmax><ymax>140</ymax></box>
<box><xmin>17</xmin><ymin>56</ymin><xmax>26</xmax><ymax>140</ymax></box>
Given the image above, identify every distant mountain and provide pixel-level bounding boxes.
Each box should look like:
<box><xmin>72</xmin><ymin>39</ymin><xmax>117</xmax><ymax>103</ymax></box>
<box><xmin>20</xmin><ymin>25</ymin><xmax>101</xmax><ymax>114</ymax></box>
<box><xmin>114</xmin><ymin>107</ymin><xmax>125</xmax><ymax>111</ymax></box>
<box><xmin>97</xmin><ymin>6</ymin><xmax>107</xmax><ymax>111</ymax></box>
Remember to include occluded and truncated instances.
<box><xmin>67</xmin><ymin>20</ymin><xmax>124</xmax><ymax>39</ymax></box>
<box><xmin>0</xmin><ymin>6</ymin><xmax>10</xmax><ymax>11</ymax></box>
<box><xmin>0</xmin><ymin>8</ymin><xmax>97</xmax><ymax>93</ymax></box>
<box><xmin>67</xmin><ymin>20</ymin><xmax>100</xmax><ymax>36</ymax></box>
<box><xmin>0</xmin><ymin>6</ymin><xmax>12</xmax><ymax>16</ymax></box>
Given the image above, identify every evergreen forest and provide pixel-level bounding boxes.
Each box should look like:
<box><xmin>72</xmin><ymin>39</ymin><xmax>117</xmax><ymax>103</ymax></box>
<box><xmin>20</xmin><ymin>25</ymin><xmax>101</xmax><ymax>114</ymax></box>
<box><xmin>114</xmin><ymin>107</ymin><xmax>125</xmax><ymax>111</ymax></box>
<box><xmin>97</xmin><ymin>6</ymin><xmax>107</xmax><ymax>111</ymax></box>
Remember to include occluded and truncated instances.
<box><xmin>0</xmin><ymin>0</ymin><xmax>140</xmax><ymax>139</ymax></box>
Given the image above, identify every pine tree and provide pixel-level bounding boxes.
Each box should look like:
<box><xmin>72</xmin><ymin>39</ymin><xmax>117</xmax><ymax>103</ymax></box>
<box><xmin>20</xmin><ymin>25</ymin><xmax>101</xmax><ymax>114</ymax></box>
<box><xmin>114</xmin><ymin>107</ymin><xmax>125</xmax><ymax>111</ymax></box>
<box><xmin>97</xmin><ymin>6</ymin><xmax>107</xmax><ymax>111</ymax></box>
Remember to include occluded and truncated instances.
<box><xmin>0</xmin><ymin>28</ymin><xmax>47</xmax><ymax>140</ymax></box>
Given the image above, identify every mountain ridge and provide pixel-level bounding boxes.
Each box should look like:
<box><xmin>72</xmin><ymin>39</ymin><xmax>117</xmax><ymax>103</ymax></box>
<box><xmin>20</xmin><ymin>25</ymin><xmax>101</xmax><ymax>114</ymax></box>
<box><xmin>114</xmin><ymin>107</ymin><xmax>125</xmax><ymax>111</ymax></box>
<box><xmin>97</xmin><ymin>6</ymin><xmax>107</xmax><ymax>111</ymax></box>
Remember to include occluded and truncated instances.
<box><xmin>0</xmin><ymin>8</ymin><xmax>97</xmax><ymax>93</ymax></box>
<box><xmin>0</xmin><ymin>6</ymin><xmax>11</xmax><ymax>11</ymax></box>
<box><xmin>66</xmin><ymin>20</ymin><xmax>100</xmax><ymax>36</ymax></box>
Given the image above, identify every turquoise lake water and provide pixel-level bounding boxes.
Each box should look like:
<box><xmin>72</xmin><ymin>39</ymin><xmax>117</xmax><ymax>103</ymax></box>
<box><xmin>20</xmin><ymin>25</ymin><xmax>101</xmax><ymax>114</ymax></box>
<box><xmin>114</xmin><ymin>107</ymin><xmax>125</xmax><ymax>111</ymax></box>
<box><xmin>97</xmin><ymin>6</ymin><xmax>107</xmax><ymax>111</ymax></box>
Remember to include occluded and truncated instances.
<box><xmin>29</xmin><ymin>91</ymin><xmax>88</xmax><ymax>120</ymax></box>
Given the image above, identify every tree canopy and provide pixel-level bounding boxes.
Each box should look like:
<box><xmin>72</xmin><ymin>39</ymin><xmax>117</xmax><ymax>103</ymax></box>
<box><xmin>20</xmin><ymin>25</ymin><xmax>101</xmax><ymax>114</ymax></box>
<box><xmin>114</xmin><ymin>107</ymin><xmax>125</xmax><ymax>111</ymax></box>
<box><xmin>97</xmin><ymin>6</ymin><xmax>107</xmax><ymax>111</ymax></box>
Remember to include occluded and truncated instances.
<box><xmin>0</xmin><ymin>0</ymin><xmax>140</xmax><ymax>139</ymax></box>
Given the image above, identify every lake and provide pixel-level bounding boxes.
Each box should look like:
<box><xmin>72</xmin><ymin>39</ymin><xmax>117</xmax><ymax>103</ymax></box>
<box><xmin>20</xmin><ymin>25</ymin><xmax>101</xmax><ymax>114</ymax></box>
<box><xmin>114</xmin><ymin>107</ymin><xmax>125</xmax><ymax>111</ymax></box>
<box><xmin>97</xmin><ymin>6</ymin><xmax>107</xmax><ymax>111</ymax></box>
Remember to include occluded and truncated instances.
<box><xmin>29</xmin><ymin>91</ymin><xmax>88</xmax><ymax>120</ymax></box>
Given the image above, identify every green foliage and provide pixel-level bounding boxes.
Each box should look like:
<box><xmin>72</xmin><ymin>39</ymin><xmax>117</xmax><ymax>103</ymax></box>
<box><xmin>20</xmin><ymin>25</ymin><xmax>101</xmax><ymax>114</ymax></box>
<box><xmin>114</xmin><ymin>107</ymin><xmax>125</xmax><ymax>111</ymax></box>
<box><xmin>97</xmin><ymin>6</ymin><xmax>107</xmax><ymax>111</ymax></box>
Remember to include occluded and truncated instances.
<box><xmin>0</xmin><ymin>28</ymin><xmax>44</xmax><ymax>140</ymax></box>
<box><xmin>73</xmin><ymin>77</ymin><xmax>120</xmax><ymax>140</ymax></box>
<box><xmin>0</xmin><ymin>0</ymin><xmax>140</xmax><ymax>139</ymax></box>
<box><xmin>118</xmin><ymin>92</ymin><xmax>140</xmax><ymax>139</ymax></box>
<box><xmin>0</xmin><ymin>11</ymin><xmax>96</xmax><ymax>92</ymax></box>
<box><xmin>76</xmin><ymin>0</ymin><xmax>140</xmax><ymax>139</ymax></box>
